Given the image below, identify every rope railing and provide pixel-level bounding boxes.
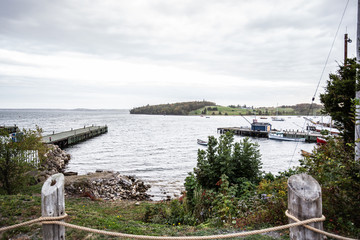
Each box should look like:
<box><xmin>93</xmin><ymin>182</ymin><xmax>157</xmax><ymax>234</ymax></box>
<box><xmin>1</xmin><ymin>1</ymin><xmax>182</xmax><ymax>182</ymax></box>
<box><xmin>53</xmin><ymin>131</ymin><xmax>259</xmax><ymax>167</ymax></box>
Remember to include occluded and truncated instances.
<box><xmin>3</xmin><ymin>174</ymin><xmax>357</xmax><ymax>240</ymax></box>
<box><xmin>0</xmin><ymin>211</ymin><xmax>357</xmax><ymax>240</ymax></box>
<box><xmin>285</xmin><ymin>211</ymin><xmax>356</xmax><ymax>240</ymax></box>
<box><xmin>0</xmin><ymin>214</ymin><xmax>68</xmax><ymax>233</ymax></box>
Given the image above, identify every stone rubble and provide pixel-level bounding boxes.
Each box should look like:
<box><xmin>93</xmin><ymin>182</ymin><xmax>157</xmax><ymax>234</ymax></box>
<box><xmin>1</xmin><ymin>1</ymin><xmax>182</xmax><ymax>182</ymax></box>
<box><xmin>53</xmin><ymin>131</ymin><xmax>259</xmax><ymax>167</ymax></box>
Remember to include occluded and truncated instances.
<box><xmin>65</xmin><ymin>171</ymin><xmax>152</xmax><ymax>201</ymax></box>
<box><xmin>36</xmin><ymin>144</ymin><xmax>71</xmax><ymax>182</ymax></box>
<box><xmin>36</xmin><ymin>144</ymin><xmax>152</xmax><ymax>201</ymax></box>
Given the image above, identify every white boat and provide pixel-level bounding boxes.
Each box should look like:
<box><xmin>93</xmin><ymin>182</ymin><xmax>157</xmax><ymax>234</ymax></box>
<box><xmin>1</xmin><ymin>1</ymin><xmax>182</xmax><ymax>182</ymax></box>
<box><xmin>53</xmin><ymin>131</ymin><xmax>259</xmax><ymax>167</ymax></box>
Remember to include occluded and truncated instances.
<box><xmin>303</xmin><ymin>117</ymin><xmax>340</xmax><ymax>135</ymax></box>
<box><xmin>268</xmin><ymin>132</ymin><xmax>305</xmax><ymax>142</ymax></box>
<box><xmin>271</xmin><ymin>116</ymin><xmax>285</xmax><ymax>121</ymax></box>
<box><xmin>197</xmin><ymin>139</ymin><xmax>208</xmax><ymax>146</ymax></box>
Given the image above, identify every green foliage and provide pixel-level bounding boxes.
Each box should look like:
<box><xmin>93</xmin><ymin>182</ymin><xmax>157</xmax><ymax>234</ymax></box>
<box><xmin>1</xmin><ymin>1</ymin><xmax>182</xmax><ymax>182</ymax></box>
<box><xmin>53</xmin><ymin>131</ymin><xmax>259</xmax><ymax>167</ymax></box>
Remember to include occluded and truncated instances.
<box><xmin>184</xmin><ymin>174</ymin><xmax>241</xmax><ymax>226</ymax></box>
<box><xmin>130</xmin><ymin>101</ymin><xmax>216</xmax><ymax>115</ymax></box>
<box><xmin>144</xmin><ymin>133</ymin><xmax>263</xmax><ymax>227</ymax></box>
<box><xmin>210</xmin><ymin>174</ymin><xmax>238</xmax><ymax>225</ymax></box>
<box><xmin>1</xmin><ymin>191</ymin><xmax>281</xmax><ymax>240</ymax></box>
<box><xmin>320</xmin><ymin>58</ymin><xmax>360</xmax><ymax>143</ymax></box>
<box><xmin>177</xmin><ymin>132</ymin><xmax>262</xmax><ymax>225</ymax></box>
<box><xmin>0</xmin><ymin>127</ymin><xmax>47</xmax><ymax>194</ymax></box>
<box><xmin>297</xmin><ymin>137</ymin><xmax>360</xmax><ymax>238</ymax></box>
<box><xmin>194</xmin><ymin>132</ymin><xmax>262</xmax><ymax>194</ymax></box>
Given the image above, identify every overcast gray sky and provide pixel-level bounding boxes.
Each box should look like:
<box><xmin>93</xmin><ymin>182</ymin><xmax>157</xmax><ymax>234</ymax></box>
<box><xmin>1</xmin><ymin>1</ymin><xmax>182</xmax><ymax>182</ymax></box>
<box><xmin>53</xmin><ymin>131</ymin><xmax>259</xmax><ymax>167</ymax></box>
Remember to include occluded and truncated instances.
<box><xmin>0</xmin><ymin>0</ymin><xmax>357</xmax><ymax>109</ymax></box>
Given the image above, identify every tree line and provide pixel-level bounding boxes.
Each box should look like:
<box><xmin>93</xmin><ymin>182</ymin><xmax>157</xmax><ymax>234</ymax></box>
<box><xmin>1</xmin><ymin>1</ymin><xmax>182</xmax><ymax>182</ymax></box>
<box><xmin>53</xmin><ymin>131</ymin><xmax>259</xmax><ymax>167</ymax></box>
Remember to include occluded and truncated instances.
<box><xmin>130</xmin><ymin>101</ymin><xmax>216</xmax><ymax>115</ymax></box>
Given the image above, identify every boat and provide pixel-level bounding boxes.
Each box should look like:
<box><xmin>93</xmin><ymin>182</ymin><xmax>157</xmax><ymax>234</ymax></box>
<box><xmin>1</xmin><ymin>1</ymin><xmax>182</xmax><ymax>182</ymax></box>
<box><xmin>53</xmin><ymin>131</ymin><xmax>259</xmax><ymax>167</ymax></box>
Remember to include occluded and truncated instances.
<box><xmin>268</xmin><ymin>132</ymin><xmax>305</xmax><ymax>142</ymax></box>
<box><xmin>197</xmin><ymin>139</ymin><xmax>208</xmax><ymax>146</ymax></box>
<box><xmin>315</xmin><ymin>126</ymin><xmax>340</xmax><ymax>135</ymax></box>
<box><xmin>304</xmin><ymin>117</ymin><xmax>340</xmax><ymax>135</ymax></box>
<box><xmin>301</xmin><ymin>149</ymin><xmax>312</xmax><ymax>157</ymax></box>
<box><xmin>271</xmin><ymin>116</ymin><xmax>285</xmax><ymax>121</ymax></box>
<box><xmin>316</xmin><ymin>137</ymin><xmax>327</xmax><ymax>145</ymax></box>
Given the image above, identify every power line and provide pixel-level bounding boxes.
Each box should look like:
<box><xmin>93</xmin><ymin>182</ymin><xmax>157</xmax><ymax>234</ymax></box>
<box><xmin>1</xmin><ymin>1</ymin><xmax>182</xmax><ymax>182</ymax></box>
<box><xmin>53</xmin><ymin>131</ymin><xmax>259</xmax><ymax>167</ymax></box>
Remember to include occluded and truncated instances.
<box><xmin>288</xmin><ymin>0</ymin><xmax>350</xmax><ymax>169</ymax></box>
<box><xmin>311</xmin><ymin>0</ymin><xmax>350</xmax><ymax>105</ymax></box>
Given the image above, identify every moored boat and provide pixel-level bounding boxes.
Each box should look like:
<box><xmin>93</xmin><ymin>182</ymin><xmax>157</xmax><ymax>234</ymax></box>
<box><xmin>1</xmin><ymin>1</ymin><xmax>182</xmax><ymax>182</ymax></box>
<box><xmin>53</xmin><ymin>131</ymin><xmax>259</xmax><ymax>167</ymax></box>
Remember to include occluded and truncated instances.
<box><xmin>269</xmin><ymin>132</ymin><xmax>305</xmax><ymax>142</ymax></box>
<box><xmin>197</xmin><ymin>139</ymin><xmax>208</xmax><ymax>146</ymax></box>
<box><xmin>316</xmin><ymin>137</ymin><xmax>327</xmax><ymax>144</ymax></box>
<box><xmin>301</xmin><ymin>149</ymin><xmax>312</xmax><ymax>157</ymax></box>
<box><xmin>271</xmin><ymin>116</ymin><xmax>285</xmax><ymax>121</ymax></box>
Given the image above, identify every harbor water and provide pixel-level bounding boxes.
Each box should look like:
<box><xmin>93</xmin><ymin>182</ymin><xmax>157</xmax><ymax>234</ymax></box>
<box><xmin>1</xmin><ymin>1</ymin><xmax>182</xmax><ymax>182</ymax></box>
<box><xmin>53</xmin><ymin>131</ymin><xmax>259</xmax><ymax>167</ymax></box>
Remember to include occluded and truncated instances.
<box><xmin>0</xmin><ymin>109</ymin><xmax>320</xmax><ymax>200</ymax></box>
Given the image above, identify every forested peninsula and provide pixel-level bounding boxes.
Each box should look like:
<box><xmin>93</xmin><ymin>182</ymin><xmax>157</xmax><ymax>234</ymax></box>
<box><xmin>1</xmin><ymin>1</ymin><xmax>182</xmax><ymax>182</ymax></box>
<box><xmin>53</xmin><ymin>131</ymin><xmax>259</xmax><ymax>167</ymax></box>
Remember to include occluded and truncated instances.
<box><xmin>130</xmin><ymin>101</ymin><xmax>323</xmax><ymax>116</ymax></box>
<box><xmin>129</xmin><ymin>101</ymin><xmax>216</xmax><ymax>115</ymax></box>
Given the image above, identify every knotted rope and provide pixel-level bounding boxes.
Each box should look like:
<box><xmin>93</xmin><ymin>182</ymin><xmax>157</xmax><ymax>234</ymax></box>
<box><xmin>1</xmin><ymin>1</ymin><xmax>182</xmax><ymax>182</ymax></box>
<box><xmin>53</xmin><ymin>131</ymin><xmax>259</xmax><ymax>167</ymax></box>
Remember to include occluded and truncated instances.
<box><xmin>285</xmin><ymin>211</ymin><xmax>357</xmax><ymax>240</ymax></box>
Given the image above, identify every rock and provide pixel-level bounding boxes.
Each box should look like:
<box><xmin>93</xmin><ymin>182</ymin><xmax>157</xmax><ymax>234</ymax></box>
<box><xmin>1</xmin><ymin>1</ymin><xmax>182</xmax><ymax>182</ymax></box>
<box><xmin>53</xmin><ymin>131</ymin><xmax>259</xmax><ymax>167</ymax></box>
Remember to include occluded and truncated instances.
<box><xmin>36</xmin><ymin>144</ymin><xmax>71</xmax><ymax>181</ymax></box>
<box><xmin>64</xmin><ymin>171</ymin><xmax>78</xmax><ymax>176</ymax></box>
<box><xmin>65</xmin><ymin>171</ymin><xmax>151</xmax><ymax>201</ymax></box>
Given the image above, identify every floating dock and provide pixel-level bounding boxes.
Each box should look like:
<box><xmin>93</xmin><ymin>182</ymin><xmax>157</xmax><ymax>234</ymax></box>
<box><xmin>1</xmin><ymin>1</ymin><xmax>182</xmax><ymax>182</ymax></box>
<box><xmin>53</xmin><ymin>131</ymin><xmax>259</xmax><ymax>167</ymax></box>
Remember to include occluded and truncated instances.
<box><xmin>0</xmin><ymin>125</ymin><xmax>20</xmax><ymax>134</ymax></box>
<box><xmin>217</xmin><ymin>127</ymin><xmax>322</xmax><ymax>143</ymax></box>
<box><xmin>42</xmin><ymin>125</ymin><xmax>108</xmax><ymax>148</ymax></box>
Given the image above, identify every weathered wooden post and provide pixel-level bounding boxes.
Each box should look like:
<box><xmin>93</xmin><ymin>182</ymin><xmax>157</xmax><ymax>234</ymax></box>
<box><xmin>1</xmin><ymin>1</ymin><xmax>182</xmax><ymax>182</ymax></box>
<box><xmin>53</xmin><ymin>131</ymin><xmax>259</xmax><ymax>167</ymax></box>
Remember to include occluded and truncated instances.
<box><xmin>288</xmin><ymin>174</ymin><xmax>323</xmax><ymax>240</ymax></box>
<box><xmin>41</xmin><ymin>173</ymin><xmax>65</xmax><ymax>240</ymax></box>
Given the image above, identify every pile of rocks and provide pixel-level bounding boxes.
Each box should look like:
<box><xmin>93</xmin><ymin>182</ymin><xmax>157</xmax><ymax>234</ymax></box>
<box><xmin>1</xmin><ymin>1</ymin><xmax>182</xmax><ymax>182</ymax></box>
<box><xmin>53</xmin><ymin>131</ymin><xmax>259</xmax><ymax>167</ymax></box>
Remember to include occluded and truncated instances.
<box><xmin>65</xmin><ymin>171</ymin><xmax>152</xmax><ymax>201</ymax></box>
<box><xmin>36</xmin><ymin>144</ymin><xmax>152</xmax><ymax>201</ymax></box>
<box><xmin>36</xmin><ymin>144</ymin><xmax>71</xmax><ymax>182</ymax></box>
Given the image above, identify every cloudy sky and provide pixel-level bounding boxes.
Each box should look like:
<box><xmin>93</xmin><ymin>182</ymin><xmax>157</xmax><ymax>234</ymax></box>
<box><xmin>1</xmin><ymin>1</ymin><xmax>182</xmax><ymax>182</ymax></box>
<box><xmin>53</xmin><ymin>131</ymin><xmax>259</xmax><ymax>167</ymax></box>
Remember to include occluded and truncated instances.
<box><xmin>0</xmin><ymin>0</ymin><xmax>357</xmax><ymax>109</ymax></box>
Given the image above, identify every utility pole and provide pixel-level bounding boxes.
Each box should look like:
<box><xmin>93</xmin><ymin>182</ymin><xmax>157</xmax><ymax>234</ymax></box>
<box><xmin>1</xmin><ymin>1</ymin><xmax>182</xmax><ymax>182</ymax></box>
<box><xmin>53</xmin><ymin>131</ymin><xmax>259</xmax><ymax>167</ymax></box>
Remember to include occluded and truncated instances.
<box><xmin>345</xmin><ymin>33</ymin><xmax>348</xmax><ymax>66</ymax></box>
<box><xmin>344</xmin><ymin>33</ymin><xmax>352</xmax><ymax>66</ymax></box>
<box><xmin>355</xmin><ymin>0</ymin><xmax>360</xmax><ymax>161</ymax></box>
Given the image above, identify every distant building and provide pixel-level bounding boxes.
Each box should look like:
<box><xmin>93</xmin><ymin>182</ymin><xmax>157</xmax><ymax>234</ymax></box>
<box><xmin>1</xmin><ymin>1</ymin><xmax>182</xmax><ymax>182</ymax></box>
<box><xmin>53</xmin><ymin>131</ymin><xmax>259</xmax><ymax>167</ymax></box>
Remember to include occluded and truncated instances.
<box><xmin>251</xmin><ymin>120</ymin><xmax>271</xmax><ymax>132</ymax></box>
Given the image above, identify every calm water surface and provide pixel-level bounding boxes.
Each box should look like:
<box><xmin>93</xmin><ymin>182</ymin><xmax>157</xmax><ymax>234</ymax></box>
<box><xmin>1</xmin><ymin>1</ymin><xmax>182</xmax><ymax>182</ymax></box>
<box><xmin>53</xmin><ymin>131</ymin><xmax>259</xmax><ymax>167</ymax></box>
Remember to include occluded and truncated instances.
<box><xmin>0</xmin><ymin>109</ymin><xmax>320</xmax><ymax>200</ymax></box>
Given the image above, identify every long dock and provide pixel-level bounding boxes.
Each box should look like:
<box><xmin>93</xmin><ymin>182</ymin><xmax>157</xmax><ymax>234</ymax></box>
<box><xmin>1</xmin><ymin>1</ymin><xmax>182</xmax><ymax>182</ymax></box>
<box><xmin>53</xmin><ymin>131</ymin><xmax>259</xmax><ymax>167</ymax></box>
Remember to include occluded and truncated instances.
<box><xmin>42</xmin><ymin>125</ymin><xmax>108</xmax><ymax>148</ymax></box>
<box><xmin>217</xmin><ymin>127</ymin><xmax>322</xmax><ymax>143</ymax></box>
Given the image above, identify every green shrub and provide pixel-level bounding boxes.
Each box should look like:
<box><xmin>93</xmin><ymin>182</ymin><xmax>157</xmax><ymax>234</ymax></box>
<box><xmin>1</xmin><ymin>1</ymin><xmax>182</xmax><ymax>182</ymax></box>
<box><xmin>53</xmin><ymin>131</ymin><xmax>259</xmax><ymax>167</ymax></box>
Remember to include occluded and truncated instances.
<box><xmin>298</xmin><ymin>137</ymin><xmax>360</xmax><ymax>238</ymax></box>
<box><xmin>0</xmin><ymin>127</ymin><xmax>47</xmax><ymax>194</ymax></box>
<box><xmin>194</xmin><ymin>131</ymin><xmax>262</xmax><ymax>195</ymax></box>
<box><xmin>182</xmin><ymin>132</ymin><xmax>262</xmax><ymax>225</ymax></box>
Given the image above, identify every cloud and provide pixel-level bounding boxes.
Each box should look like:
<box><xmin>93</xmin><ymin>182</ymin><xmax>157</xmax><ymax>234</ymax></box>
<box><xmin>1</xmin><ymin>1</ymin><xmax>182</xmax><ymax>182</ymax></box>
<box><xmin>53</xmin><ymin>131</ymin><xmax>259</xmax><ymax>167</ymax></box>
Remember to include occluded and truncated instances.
<box><xmin>0</xmin><ymin>0</ymin><xmax>357</xmax><ymax>108</ymax></box>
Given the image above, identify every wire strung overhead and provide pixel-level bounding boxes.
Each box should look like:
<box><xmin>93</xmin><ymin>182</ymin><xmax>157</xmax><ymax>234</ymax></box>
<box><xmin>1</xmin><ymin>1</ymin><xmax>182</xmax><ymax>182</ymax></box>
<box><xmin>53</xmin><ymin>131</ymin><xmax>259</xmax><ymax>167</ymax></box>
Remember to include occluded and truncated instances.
<box><xmin>288</xmin><ymin>0</ymin><xmax>350</xmax><ymax>169</ymax></box>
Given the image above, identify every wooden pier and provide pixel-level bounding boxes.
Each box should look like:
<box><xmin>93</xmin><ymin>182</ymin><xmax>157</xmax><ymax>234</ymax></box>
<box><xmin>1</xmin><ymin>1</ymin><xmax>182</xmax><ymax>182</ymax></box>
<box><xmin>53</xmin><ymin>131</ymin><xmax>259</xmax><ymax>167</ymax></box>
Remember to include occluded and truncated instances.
<box><xmin>218</xmin><ymin>127</ymin><xmax>269</xmax><ymax>138</ymax></box>
<box><xmin>217</xmin><ymin>127</ymin><xmax>322</xmax><ymax>143</ymax></box>
<box><xmin>0</xmin><ymin>125</ymin><xmax>20</xmax><ymax>134</ymax></box>
<box><xmin>42</xmin><ymin>125</ymin><xmax>108</xmax><ymax>148</ymax></box>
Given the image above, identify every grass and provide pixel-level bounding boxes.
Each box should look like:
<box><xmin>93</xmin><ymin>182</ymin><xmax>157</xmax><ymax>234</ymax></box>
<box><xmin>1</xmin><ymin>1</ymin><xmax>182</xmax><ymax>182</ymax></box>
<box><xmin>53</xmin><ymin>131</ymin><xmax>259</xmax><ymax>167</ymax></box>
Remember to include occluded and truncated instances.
<box><xmin>0</xmin><ymin>183</ymin><xmax>287</xmax><ymax>240</ymax></box>
<box><xmin>189</xmin><ymin>106</ymin><xmax>297</xmax><ymax>116</ymax></box>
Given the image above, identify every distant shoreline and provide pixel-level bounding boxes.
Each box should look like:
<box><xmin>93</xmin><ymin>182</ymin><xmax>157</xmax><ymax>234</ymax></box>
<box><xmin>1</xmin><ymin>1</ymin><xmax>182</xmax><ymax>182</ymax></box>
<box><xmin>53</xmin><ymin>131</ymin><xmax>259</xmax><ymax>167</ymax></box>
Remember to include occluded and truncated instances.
<box><xmin>130</xmin><ymin>101</ymin><xmax>323</xmax><ymax>116</ymax></box>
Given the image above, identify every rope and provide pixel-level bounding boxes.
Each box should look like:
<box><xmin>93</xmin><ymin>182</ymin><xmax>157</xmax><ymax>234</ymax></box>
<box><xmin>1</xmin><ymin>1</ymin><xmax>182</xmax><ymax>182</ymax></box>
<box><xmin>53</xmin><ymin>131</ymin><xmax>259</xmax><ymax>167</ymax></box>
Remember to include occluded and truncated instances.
<box><xmin>42</xmin><ymin>215</ymin><xmax>324</xmax><ymax>240</ymax></box>
<box><xmin>3</xmin><ymin>211</ymin><xmax>320</xmax><ymax>240</ymax></box>
<box><xmin>0</xmin><ymin>214</ymin><xmax>68</xmax><ymax>232</ymax></box>
<box><xmin>285</xmin><ymin>211</ymin><xmax>357</xmax><ymax>240</ymax></box>
<box><xmin>1</xmin><ymin>211</ymin><xmax>356</xmax><ymax>240</ymax></box>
